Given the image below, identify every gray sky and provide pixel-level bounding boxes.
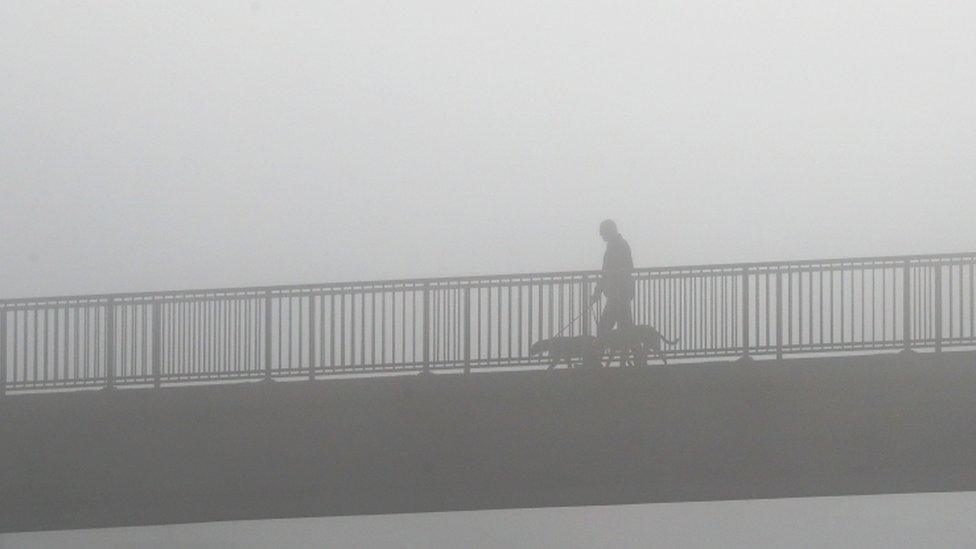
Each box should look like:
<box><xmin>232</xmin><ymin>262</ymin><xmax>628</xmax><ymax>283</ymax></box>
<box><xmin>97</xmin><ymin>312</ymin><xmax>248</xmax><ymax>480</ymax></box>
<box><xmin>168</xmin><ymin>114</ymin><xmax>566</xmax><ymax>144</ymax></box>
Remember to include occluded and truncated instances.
<box><xmin>3</xmin><ymin>5</ymin><xmax>976</xmax><ymax>547</ymax></box>
<box><xmin>2</xmin><ymin>1</ymin><xmax>974</xmax><ymax>299</ymax></box>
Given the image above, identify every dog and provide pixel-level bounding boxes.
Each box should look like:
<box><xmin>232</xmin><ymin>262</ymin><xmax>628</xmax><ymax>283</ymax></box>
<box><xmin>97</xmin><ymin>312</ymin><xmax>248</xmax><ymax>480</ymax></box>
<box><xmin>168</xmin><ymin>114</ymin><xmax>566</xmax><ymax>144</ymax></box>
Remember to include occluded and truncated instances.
<box><xmin>529</xmin><ymin>335</ymin><xmax>603</xmax><ymax>370</ymax></box>
<box><xmin>600</xmin><ymin>325</ymin><xmax>679</xmax><ymax>366</ymax></box>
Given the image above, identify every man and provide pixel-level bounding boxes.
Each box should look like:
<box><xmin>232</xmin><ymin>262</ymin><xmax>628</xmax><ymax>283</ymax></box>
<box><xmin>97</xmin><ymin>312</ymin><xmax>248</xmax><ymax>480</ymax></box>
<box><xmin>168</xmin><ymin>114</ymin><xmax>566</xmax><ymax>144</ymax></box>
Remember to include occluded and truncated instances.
<box><xmin>591</xmin><ymin>219</ymin><xmax>635</xmax><ymax>337</ymax></box>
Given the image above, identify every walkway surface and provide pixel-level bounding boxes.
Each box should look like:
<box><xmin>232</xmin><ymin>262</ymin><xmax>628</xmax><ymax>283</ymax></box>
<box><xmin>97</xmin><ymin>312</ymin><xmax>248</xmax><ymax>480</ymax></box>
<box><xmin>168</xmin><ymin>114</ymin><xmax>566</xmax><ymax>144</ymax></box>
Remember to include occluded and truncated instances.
<box><xmin>3</xmin><ymin>350</ymin><xmax>975</xmax><ymax>532</ymax></box>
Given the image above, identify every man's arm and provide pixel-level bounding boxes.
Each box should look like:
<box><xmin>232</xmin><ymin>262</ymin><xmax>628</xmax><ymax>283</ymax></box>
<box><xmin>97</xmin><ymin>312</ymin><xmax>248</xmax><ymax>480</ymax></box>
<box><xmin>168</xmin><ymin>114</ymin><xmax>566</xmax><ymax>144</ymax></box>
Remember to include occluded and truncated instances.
<box><xmin>591</xmin><ymin>246</ymin><xmax>612</xmax><ymax>304</ymax></box>
<box><xmin>590</xmin><ymin>282</ymin><xmax>604</xmax><ymax>304</ymax></box>
<box><xmin>592</xmin><ymin>239</ymin><xmax>633</xmax><ymax>303</ymax></box>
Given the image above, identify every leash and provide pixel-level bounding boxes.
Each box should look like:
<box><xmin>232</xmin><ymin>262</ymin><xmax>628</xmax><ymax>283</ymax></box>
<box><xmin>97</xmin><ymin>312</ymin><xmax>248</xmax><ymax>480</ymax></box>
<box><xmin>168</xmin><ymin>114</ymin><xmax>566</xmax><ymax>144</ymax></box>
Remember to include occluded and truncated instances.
<box><xmin>553</xmin><ymin>300</ymin><xmax>600</xmax><ymax>337</ymax></box>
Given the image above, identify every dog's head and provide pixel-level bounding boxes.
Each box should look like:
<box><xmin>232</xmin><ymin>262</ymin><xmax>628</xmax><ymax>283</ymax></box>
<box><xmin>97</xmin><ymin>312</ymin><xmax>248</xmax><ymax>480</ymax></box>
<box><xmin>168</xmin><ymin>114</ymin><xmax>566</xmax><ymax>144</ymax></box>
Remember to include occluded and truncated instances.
<box><xmin>529</xmin><ymin>339</ymin><xmax>550</xmax><ymax>356</ymax></box>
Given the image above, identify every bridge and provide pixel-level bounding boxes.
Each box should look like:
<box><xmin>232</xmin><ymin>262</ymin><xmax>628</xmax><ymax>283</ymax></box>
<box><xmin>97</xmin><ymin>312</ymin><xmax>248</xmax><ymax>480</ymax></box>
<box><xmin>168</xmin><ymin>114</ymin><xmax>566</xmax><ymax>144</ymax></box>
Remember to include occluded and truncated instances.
<box><xmin>2</xmin><ymin>251</ymin><xmax>975</xmax><ymax>394</ymax></box>
<box><xmin>3</xmin><ymin>251</ymin><xmax>976</xmax><ymax>533</ymax></box>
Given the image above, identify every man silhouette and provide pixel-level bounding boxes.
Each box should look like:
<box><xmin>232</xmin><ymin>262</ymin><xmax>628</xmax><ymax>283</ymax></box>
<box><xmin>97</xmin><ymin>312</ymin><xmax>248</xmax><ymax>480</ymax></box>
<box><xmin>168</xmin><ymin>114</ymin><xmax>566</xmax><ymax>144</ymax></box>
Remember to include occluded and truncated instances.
<box><xmin>591</xmin><ymin>219</ymin><xmax>635</xmax><ymax>337</ymax></box>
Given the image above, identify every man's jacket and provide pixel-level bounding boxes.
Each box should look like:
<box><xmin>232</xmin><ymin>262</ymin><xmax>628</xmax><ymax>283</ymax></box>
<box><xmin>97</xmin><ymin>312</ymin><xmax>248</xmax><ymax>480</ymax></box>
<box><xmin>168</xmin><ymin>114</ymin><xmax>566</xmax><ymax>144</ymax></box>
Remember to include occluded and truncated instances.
<box><xmin>598</xmin><ymin>234</ymin><xmax>634</xmax><ymax>301</ymax></box>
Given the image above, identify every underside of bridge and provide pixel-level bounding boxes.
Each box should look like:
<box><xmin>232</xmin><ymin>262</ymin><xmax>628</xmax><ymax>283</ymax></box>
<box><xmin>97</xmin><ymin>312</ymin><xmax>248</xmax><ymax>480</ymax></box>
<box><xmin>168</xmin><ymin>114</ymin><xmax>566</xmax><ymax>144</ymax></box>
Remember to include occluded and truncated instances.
<box><xmin>3</xmin><ymin>351</ymin><xmax>976</xmax><ymax>532</ymax></box>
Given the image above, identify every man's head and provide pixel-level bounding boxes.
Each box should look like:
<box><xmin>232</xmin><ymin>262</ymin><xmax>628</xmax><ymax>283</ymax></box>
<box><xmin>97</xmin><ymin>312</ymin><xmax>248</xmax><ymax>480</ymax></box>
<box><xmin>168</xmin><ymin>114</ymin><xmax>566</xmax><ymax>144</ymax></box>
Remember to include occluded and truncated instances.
<box><xmin>599</xmin><ymin>219</ymin><xmax>619</xmax><ymax>242</ymax></box>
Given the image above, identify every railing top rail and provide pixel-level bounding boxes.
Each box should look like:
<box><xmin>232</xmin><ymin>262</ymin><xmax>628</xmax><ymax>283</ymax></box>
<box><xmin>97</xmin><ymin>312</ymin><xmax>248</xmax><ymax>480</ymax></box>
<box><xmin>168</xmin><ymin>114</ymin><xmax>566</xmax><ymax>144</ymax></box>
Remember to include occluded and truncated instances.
<box><xmin>2</xmin><ymin>251</ymin><xmax>974</xmax><ymax>307</ymax></box>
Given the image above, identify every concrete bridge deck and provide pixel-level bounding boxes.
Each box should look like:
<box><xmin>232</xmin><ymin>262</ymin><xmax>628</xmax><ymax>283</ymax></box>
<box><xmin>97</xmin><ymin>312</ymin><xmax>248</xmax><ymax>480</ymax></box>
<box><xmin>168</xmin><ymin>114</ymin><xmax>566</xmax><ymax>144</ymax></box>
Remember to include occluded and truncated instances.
<box><xmin>3</xmin><ymin>350</ymin><xmax>976</xmax><ymax>532</ymax></box>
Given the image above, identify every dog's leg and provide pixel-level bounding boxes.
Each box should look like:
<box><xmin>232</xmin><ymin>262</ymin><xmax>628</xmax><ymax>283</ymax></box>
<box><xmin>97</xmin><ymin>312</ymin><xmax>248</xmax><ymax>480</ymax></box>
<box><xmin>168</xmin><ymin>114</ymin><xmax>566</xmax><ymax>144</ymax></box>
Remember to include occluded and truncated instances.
<box><xmin>656</xmin><ymin>348</ymin><xmax>668</xmax><ymax>365</ymax></box>
<box><xmin>631</xmin><ymin>345</ymin><xmax>645</xmax><ymax>367</ymax></box>
<box><xmin>643</xmin><ymin>342</ymin><xmax>664</xmax><ymax>365</ymax></box>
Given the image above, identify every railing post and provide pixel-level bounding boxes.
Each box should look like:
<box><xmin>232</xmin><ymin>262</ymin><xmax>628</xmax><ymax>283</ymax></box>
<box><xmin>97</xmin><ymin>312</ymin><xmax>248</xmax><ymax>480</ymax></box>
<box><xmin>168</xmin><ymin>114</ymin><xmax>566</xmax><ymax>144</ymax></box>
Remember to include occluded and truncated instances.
<box><xmin>463</xmin><ymin>286</ymin><xmax>471</xmax><ymax>374</ymax></box>
<box><xmin>264</xmin><ymin>292</ymin><xmax>273</xmax><ymax>381</ymax></box>
<box><xmin>152</xmin><ymin>301</ymin><xmax>162</xmax><ymax>389</ymax></box>
<box><xmin>105</xmin><ymin>298</ymin><xmax>116</xmax><ymax>390</ymax></box>
<box><xmin>422</xmin><ymin>283</ymin><xmax>430</xmax><ymax>375</ymax></box>
<box><xmin>1</xmin><ymin>307</ymin><xmax>7</xmax><ymax>398</ymax></box>
<box><xmin>740</xmin><ymin>267</ymin><xmax>751</xmax><ymax>360</ymax></box>
<box><xmin>581</xmin><ymin>278</ymin><xmax>592</xmax><ymax>337</ymax></box>
<box><xmin>903</xmin><ymin>260</ymin><xmax>912</xmax><ymax>352</ymax></box>
<box><xmin>309</xmin><ymin>295</ymin><xmax>317</xmax><ymax>380</ymax></box>
<box><xmin>935</xmin><ymin>263</ymin><xmax>943</xmax><ymax>352</ymax></box>
<box><xmin>776</xmin><ymin>270</ymin><xmax>784</xmax><ymax>360</ymax></box>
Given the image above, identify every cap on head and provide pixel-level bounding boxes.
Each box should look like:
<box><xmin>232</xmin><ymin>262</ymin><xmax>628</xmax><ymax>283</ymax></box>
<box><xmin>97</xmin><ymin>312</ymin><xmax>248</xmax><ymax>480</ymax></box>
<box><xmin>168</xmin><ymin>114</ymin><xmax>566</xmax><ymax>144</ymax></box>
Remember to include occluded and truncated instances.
<box><xmin>599</xmin><ymin>219</ymin><xmax>618</xmax><ymax>238</ymax></box>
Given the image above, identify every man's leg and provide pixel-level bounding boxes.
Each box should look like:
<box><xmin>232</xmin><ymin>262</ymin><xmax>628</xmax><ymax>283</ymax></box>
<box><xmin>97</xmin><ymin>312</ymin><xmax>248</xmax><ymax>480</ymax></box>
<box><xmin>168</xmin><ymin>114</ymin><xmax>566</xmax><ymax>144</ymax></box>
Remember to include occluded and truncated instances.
<box><xmin>618</xmin><ymin>297</ymin><xmax>634</xmax><ymax>329</ymax></box>
<box><xmin>596</xmin><ymin>301</ymin><xmax>617</xmax><ymax>367</ymax></box>
<box><xmin>601</xmin><ymin>298</ymin><xmax>632</xmax><ymax>332</ymax></box>
<box><xmin>599</xmin><ymin>298</ymin><xmax>623</xmax><ymax>366</ymax></box>
<box><xmin>609</xmin><ymin>298</ymin><xmax>635</xmax><ymax>365</ymax></box>
<box><xmin>597</xmin><ymin>301</ymin><xmax>617</xmax><ymax>338</ymax></box>
<box><xmin>618</xmin><ymin>299</ymin><xmax>643</xmax><ymax>365</ymax></box>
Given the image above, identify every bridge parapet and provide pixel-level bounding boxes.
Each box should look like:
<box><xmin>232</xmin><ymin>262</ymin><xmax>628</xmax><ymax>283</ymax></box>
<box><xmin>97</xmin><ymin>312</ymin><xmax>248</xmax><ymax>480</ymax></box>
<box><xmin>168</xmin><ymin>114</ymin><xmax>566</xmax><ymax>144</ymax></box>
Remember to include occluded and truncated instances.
<box><xmin>2</xmin><ymin>252</ymin><xmax>975</xmax><ymax>394</ymax></box>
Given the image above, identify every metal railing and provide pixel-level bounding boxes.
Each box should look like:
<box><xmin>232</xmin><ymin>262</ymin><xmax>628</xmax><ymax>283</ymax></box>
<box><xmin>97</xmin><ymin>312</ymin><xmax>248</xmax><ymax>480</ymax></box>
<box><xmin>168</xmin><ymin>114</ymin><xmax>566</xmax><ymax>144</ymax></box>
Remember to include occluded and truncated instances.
<box><xmin>2</xmin><ymin>252</ymin><xmax>975</xmax><ymax>395</ymax></box>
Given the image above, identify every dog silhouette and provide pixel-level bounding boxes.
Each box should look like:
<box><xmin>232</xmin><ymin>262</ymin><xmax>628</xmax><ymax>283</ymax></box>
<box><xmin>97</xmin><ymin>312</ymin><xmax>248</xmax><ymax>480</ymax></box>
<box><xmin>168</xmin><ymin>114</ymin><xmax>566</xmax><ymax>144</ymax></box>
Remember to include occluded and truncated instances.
<box><xmin>601</xmin><ymin>325</ymin><xmax>679</xmax><ymax>366</ymax></box>
<box><xmin>530</xmin><ymin>335</ymin><xmax>603</xmax><ymax>370</ymax></box>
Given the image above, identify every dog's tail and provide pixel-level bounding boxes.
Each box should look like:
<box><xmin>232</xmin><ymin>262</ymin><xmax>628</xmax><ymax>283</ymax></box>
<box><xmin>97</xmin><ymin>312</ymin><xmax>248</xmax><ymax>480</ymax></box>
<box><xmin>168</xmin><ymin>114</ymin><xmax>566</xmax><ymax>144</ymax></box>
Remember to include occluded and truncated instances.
<box><xmin>661</xmin><ymin>335</ymin><xmax>680</xmax><ymax>346</ymax></box>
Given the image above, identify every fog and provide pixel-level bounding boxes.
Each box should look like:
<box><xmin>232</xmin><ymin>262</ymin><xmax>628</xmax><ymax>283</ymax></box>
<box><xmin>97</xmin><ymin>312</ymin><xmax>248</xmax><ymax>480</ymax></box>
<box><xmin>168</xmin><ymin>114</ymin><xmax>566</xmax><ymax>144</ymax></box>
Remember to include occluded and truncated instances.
<box><xmin>3</xmin><ymin>2</ymin><xmax>976</xmax><ymax>546</ymax></box>
<box><xmin>3</xmin><ymin>1</ymin><xmax>974</xmax><ymax>300</ymax></box>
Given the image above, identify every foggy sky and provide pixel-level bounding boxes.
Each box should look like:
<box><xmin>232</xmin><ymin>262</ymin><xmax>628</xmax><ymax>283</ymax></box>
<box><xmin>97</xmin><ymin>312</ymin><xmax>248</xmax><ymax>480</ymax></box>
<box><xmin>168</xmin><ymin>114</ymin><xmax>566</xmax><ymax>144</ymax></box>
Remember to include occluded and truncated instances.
<box><xmin>2</xmin><ymin>1</ymin><xmax>974</xmax><ymax>299</ymax></box>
